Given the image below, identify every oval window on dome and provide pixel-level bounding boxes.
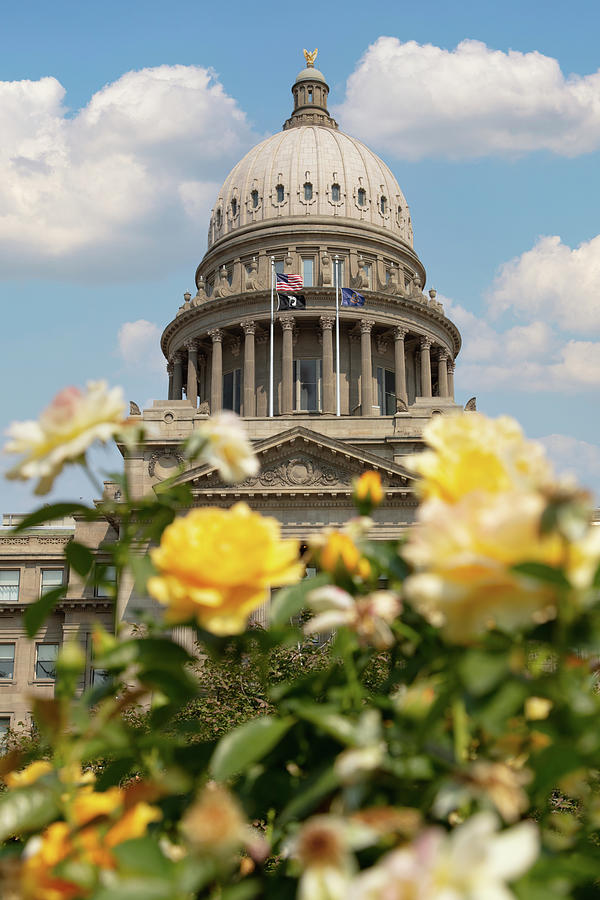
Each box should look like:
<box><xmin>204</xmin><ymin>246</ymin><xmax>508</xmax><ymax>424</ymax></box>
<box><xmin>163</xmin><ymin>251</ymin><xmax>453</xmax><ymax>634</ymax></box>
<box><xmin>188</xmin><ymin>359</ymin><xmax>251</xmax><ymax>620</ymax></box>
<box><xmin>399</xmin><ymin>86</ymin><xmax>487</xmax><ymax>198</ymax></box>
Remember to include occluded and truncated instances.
<box><xmin>276</xmin><ymin>184</ymin><xmax>285</xmax><ymax>203</ymax></box>
<box><xmin>357</xmin><ymin>188</ymin><xmax>366</xmax><ymax>207</ymax></box>
<box><xmin>304</xmin><ymin>182</ymin><xmax>313</xmax><ymax>201</ymax></box>
<box><xmin>331</xmin><ymin>183</ymin><xmax>340</xmax><ymax>202</ymax></box>
<box><xmin>380</xmin><ymin>196</ymin><xmax>388</xmax><ymax>215</ymax></box>
<box><xmin>231</xmin><ymin>198</ymin><xmax>237</xmax><ymax>217</ymax></box>
<box><xmin>251</xmin><ymin>189</ymin><xmax>259</xmax><ymax>208</ymax></box>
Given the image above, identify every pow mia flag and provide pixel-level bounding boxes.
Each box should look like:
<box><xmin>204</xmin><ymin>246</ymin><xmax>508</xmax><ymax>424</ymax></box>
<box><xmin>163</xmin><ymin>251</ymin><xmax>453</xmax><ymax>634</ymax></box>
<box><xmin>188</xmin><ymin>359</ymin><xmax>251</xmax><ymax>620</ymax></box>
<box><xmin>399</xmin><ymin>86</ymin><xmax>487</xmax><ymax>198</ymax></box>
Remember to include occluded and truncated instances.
<box><xmin>277</xmin><ymin>292</ymin><xmax>306</xmax><ymax>310</ymax></box>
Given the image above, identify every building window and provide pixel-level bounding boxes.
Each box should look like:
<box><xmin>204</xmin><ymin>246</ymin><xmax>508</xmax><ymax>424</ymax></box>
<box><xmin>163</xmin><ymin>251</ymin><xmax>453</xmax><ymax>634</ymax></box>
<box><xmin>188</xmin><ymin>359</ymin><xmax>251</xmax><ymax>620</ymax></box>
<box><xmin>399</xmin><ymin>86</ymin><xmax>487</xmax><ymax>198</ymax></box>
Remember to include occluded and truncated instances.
<box><xmin>0</xmin><ymin>570</ymin><xmax>19</xmax><ymax>603</ymax></box>
<box><xmin>231</xmin><ymin>198</ymin><xmax>237</xmax><ymax>218</ymax></box>
<box><xmin>397</xmin><ymin>204</ymin><xmax>403</xmax><ymax>222</ymax></box>
<box><xmin>276</xmin><ymin>184</ymin><xmax>285</xmax><ymax>203</ymax></box>
<box><xmin>331</xmin><ymin>183</ymin><xmax>341</xmax><ymax>202</ymax></box>
<box><xmin>40</xmin><ymin>568</ymin><xmax>64</xmax><ymax>596</ymax></box>
<box><xmin>377</xmin><ymin>367</ymin><xmax>395</xmax><ymax>415</ymax></box>
<box><xmin>35</xmin><ymin>643</ymin><xmax>59</xmax><ymax>680</ymax></box>
<box><xmin>223</xmin><ymin>369</ymin><xmax>242</xmax><ymax>414</ymax></box>
<box><xmin>215</xmin><ymin>209</ymin><xmax>222</xmax><ymax>228</ymax></box>
<box><xmin>333</xmin><ymin>258</ymin><xmax>345</xmax><ymax>287</ymax></box>
<box><xmin>380</xmin><ymin>195</ymin><xmax>388</xmax><ymax>214</ymax></box>
<box><xmin>92</xmin><ymin>666</ymin><xmax>110</xmax><ymax>686</ymax></box>
<box><xmin>357</xmin><ymin>188</ymin><xmax>366</xmax><ymax>207</ymax></box>
<box><xmin>302</xmin><ymin>258</ymin><xmax>314</xmax><ymax>287</ymax></box>
<box><xmin>274</xmin><ymin>259</ymin><xmax>285</xmax><ymax>277</ymax></box>
<box><xmin>308</xmin><ymin>87</ymin><xmax>313</xmax><ymax>103</ymax></box>
<box><xmin>95</xmin><ymin>565</ymin><xmax>117</xmax><ymax>599</ymax></box>
<box><xmin>304</xmin><ymin>182</ymin><xmax>313</xmax><ymax>201</ymax></box>
<box><xmin>294</xmin><ymin>359</ymin><xmax>322</xmax><ymax>412</ymax></box>
<box><xmin>0</xmin><ymin>645</ymin><xmax>15</xmax><ymax>679</ymax></box>
<box><xmin>363</xmin><ymin>263</ymin><xmax>372</xmax><ymax>289</ymax></box>
<box><xmin>206</xmin><ymin>278</ymin><xmax>214</xmax><ymax>298</ymax></box>
<box><xmin>251</xmin><ymin>189</ymin><xmax>259</xmax><ymax>208</ymax></box>
<box><xmin>0</xmin><ymin>717</ymin><xmax>10</xmax><ymax>742</ymax></box>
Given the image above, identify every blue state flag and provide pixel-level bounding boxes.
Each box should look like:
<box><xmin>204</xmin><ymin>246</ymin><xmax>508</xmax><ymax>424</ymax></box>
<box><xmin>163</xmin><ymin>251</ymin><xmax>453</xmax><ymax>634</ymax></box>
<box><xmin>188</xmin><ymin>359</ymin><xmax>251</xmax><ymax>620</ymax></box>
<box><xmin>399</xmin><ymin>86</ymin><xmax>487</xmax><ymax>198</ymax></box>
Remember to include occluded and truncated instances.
<box><xmin>341</xmin><ymin>288</ymin><xmax>365</xmax><ymax>307</ymax></box>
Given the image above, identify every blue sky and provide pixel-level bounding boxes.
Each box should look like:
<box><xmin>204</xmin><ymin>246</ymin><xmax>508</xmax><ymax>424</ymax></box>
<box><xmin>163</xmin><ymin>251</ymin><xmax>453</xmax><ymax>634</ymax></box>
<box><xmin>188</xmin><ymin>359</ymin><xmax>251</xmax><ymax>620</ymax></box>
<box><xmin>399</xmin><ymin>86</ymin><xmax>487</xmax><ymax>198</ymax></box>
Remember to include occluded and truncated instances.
<box><xmin>2</xmin><ymin>0</ymin><xmax>600</xmax><ymax>510</ymax></box>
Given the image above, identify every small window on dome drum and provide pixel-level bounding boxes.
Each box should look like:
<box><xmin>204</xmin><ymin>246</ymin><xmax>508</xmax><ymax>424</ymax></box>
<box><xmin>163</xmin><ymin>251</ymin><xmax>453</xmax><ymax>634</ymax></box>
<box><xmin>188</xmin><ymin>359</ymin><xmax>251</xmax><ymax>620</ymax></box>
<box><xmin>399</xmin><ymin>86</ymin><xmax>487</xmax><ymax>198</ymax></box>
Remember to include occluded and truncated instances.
<box><xmin>331</xmin><ymin>183</ymin><xmax>340</xmax><ymax>202</ymax></box>
<box><xmin>380</xmin><ymin>196</ymin><xmax>388</xmax><ymax>214</ymax></box>
<box><xmin>357</xmin><ymin>188</ymin><xmax>366</xmax><ymax>207</ymax></box>
<box><xmin>215</xmin><ymin>209</ymin><xmax>222</xmax><ymax>228</ymax></box>
<box><xmin>276</xmin><ymin>184</ymin><xmax>285</xmax><ymax>203</ymax></box>
<box><xmin>304</xmin><ymin>182</ymin><xmax>313</xmax><ymax>201</ymax></box>
<box><xmin>251</xmin><ymin>190</ymin><xmax>259</xmax><ymax>208</ymax></box>
<box><xmin>308</xmin><ymin>88</ymin><xmax>313</xmax><ymax>103</ymax></box>
<box><xmin>231</xmin><ymin>198</ymin><xmax>237</xmax><ymax>217</ymax></box>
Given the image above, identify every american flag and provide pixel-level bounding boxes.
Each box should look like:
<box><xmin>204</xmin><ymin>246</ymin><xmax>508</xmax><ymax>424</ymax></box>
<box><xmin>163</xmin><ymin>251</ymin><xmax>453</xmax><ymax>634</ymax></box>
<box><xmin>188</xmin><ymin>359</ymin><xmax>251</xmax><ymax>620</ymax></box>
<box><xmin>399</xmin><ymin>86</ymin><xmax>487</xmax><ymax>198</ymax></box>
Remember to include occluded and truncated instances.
<box><xmin>276</xmin><ymin>273</ymin><xmax>303</xmax><ymax>292</ymax></box>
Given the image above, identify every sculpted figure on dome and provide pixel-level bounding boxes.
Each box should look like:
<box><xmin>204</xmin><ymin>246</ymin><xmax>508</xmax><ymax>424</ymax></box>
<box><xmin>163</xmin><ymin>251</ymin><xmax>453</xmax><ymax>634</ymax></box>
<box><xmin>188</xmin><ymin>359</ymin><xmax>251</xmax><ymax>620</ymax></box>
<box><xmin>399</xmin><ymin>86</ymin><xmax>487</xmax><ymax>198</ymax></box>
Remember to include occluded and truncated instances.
<box><xmin>352</xmin><ymin>256</ymin><xmax>370</xmax><ymax>291</ymax></box>
<box><xmin>320</xmin><ymin>252</ymin><xmax>332</xmax><ymax>286</ymax></box>
<box><xmin>245</xmin><ymin>257</ymin><xmax>261</xmax><ymax>292</ymax></box>
<box><xmin>409</xmin><ymin>273</ymin><xmax>426</xmax><ymax>303</ymax></box>
<box><xmin>303</xmin><ymin>48</ymin><xmax>318</xmax><ymax>67</ymax></box>
<box><xmin>193</xmin><ymin>278</ymin><xmax>207</xmax><ymax>306</ymax></box>
<box><xmin>381</xmin><ymin>263</ymin><xmax>400</xmax><ymax>294</ymax></box>
<box><xmin>214</xmin><ymin>266</ymin><xmax>233</xmax><ymax>299</ymax></box>
<box><xmin>177</xmin><ymin>291</ymin><xmax>193</xmax><ymax>316</ymax></box>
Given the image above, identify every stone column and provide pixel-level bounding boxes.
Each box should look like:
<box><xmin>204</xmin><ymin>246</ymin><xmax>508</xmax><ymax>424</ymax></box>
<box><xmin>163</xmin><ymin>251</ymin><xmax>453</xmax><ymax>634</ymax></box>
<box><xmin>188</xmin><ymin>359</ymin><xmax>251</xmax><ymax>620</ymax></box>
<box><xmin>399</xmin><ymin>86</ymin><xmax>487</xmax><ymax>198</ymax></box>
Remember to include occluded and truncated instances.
<box><xmin>167</xmin><ymin>361</ymin><xmax>174</xmax><ymax>400</ymax></box>
<box><xmin>280</xmin><ymin>315</ymin><xmax>295</xmax><ymax>414</ymax></box>
<box><xmin>394</xmin><ymin>326</ymin><xmax>408</xmax><ymax>407</ymax></box>
<box><xmin>360</xmin><ymin>319</ymin><xmax>375</xmax><ymax>416</ymax></box>
<box><xmin>185</xmin><ymin>340</ymin><xmax>198</xmax><ymax>407</ymax></box>
<box><xmin>320</xmin><ymin>315</ymin><xmax>335</xmax><ymax>413</ymax></box>
<box><xmin>241</xmin><ymin>320</ymin><xmax>256</xmax><ymax>417</ymax></box>
<box><xmin>438</xmin><ymin>349</ymin><xmax>449</xmax><ymax>397</ymax></box>
<box><xmin>208</xmin><ymin>329</ymin><xmax>223</xmax><ymax>413</ymax></box>
<box><xmin>420</xmin><ymin>338</ymin><xmax>432</xmax><ymax>398</ymax></box>
<box><xmin>448</xmin><ymin>359</ymin><xmax>455</xmax><ymax>400</ymax></box>
<box><xmin>197</xmin><ymin>352</ymin><xmax>207</xmax><ymax>406</ymax></box>
<box><xmin>172</xmin><ymin>353</ymin><xmax>184</xmax><ymax>400</ymax></box>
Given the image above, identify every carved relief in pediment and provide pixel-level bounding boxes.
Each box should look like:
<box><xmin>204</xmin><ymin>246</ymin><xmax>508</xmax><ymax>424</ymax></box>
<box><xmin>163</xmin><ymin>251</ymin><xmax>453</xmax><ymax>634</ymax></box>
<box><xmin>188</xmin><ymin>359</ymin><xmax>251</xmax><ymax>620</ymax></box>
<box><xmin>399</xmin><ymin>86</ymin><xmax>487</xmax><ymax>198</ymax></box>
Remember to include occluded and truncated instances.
<box><xmin>240</xmin><ymin>453</ymin><xmax>353</xmax><ymax>489</ymax></box>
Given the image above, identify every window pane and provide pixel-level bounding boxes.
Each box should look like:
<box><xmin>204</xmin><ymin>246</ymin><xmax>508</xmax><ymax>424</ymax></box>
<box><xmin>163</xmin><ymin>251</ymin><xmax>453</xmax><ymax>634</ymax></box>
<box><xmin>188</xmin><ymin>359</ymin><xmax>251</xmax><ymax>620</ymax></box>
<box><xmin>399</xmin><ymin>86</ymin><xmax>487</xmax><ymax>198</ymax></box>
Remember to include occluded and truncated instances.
<box><xmin>36</xmin><ymin>644</ymin><xmax>58</xmax><ymax>679</ymax></box>
<box><xmin>331</xmin><ymin>183</ymin><xmax>340</xmax><ymax>202</ymax></box>
<box><xmin>223</xmin><ymin>370</ymin><xmax>241</xmax><ymax>414</ymax></box>
<box><xmin>276</xmin><ymin>184</ymin><xmax>284</xmax><ymax>203</ymax></box>
<box><xmin>95</xmin><ymin>565</ymin><xmax>116</xmax><ymax>598</ymax></box>
<box><xmin>296</xmin><ymin>359</ymin><xmax>320</xmax><ymax>412</ymax></box>
<box><xmin>334</xmin><ymin>259</ymin><xmax>344</xmax><ymax>287</ymax></box>
<box><xmin>0</xmin><ymin>570</ymin><xmax>19</xmax><ymax>602</ymax></box>
<box><xmin>0</xmin><ymin>645</ymin><xmax>15</xmax><ymax>679</ymax></box>
<box><xmin>275</xmin><ymin>259</ymin><xmax>285</xmax><ymax>276</ymax></box>
<box><xmin>304</xmin><ymin>182</ymin><xmax>313</xmax><ymax>201</ymax></box>
<box><xmin>41</xmin><ymin>569</ymin><xmax>64</xmax><ymax>592</ymax></box>
<box><xmin>0</xmin><ymin>718</ymin><xmax>10</xmax><ymax>741</ymax></box>
<box><xmin>358</xmin><ymin>189</ymin><xmax>366</xmax><ymax>206</ymax></box>
<box><xmin>302</xmin><ymin>258</ymin><xmax>314</xmax><ymax>287</ymax></box>
<box><xmin>92</xmin><ymin>668</ymin><xmax>110</xmax><ymax>686</ymax></box>
<box><xmin>251</xmin><ymin>190</ymin><xmax>259</xmax><ymax>208</ymax></box>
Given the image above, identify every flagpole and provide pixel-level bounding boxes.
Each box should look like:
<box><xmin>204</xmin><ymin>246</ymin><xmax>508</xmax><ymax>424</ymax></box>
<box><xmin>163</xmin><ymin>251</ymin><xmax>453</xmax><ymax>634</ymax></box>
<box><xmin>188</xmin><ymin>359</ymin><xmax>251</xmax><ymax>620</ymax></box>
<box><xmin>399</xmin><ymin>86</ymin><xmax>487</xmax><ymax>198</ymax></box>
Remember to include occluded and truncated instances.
<box><xmin>269</xmin><ymin>256</ymin><xmax>274</xmax><ymax>417</ymax></box>
<box><xmin>335</xmin><ymin>254</ymin><xmax>340</xmax><ymax>416</ymax></box>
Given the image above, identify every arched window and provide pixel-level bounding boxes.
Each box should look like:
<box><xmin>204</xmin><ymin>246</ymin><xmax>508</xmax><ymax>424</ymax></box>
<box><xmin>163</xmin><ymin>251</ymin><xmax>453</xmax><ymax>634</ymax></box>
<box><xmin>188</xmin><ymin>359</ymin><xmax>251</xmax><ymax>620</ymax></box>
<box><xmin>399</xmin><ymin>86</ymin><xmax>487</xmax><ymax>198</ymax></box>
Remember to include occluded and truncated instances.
<box><xmin>276</xmin><ymin>184</ymin><xmax>285</xmax><ymax>203</ymax></box>
<box><xmin>380</xmin><ymin>196</ymin><xmax>388</xmax><ymax>214</ymax></box>
<box><xmin>308</xmin><ymin>88</ymin><xmax>313</xmax><ymax>103</ymax></box>
<box><xmin>304</xmin><ymin>182</ymin><xmax>313</xmax><ymax>201</ymax></box>
<box><xmin>331</xmin><ymin>183</ymin><xmax>340</xmax><ymax>202</ymax></box>
<box><xmin>215</xmin><ymin>209</ymin><xmax>222</xmax><ymax>228</ymax></box>
<box><xmin>251</xmin><ymin>189</ymin><xmax>259</xmax><ymax>208</ymax></box>
<box><xmin>357</xmin><ymin>188</ymin><xmax>366</xmax><ymax>207</ymax></box>
<box><xmin>231</xmin><ymin>198</ymin><xmax>237</xmax><ymax>218</ymax></box>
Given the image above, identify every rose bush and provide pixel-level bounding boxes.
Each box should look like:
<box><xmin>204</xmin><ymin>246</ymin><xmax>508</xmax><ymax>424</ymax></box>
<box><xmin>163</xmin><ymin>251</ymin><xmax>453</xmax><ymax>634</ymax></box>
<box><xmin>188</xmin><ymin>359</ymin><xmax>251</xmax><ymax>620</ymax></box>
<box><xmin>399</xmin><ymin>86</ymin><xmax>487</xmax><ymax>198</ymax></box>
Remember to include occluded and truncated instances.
<box><xmin>2</xmin><ymin>394</ymin><xmax>600</xmax><ymax>899</ymax></box>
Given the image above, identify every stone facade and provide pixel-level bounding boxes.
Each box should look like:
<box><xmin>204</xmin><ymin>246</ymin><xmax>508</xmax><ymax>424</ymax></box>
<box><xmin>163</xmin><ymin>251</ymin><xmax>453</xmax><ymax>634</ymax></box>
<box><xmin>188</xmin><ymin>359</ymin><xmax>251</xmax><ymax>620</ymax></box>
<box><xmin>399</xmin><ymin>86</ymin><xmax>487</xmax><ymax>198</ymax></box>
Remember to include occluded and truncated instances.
<box><xmin>0</xmin><ymin>52</ymin><xmax>467</xmax><ymax>729</ymax></box>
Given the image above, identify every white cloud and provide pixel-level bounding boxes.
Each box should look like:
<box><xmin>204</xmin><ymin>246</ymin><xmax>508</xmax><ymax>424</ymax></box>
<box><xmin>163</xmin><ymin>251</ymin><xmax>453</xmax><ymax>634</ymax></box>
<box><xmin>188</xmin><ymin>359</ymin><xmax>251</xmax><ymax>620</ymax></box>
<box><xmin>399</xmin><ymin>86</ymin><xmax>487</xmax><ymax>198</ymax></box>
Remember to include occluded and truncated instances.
<box><xmin>117</xmin><ymin>319</ymin><xmax>163</xmax><ymax>373</ymax></box>
<box><xmin>0</xmin><ymin>65</ymin><xmax>257</xmax><ymax>279</ymax></box>
<box><xmin>488</xmin><ymin>234</ymin><xmax>600</xmax><ymax>332</ymax></box>
<box><xmin>335</xmin><ymin>37</ymin><xmax>600</xmax><ymax>159</ymax></box>
<box><xmin>539</xmin><ymin>434</ymin><xmax>600</xmax><ymax>497</ymax></box>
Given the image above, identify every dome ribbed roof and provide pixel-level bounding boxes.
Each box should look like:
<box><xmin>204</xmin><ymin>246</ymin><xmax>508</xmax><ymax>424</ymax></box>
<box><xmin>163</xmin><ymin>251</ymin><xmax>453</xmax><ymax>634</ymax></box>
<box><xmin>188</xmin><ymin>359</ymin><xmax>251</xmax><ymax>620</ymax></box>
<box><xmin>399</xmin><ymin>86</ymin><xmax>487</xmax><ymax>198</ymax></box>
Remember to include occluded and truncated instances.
<box><xmin>207</xmin><ymin>125</ymin><xmax>413</xmax><ymax>249</ymax></box>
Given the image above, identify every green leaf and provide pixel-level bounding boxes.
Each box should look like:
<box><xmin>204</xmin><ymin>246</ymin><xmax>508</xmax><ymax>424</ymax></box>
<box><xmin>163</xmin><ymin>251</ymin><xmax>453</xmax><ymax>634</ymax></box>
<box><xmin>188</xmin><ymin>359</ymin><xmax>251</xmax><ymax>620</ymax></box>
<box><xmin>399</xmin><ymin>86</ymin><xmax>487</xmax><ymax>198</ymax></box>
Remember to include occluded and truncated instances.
<box><xmin>288</xmin><ymin>701</ymin><xmax>359</xmax><ymax>746</ymax></box>
<box><xmin>65</xmin><ymin>541</ymin><xmax>95</xmax><ymax>576</ymax></box>
<box><xmin>278</xmin><ymin>765</ymin><xmax>339</xmax><ymax>825</ymax></box>
<box><xmin>270</xmin><ymin>573</ymin><xmax>331</xmax><ymax>626</ymax></box>
<box><xmin>210</xmin><ymin>715</ymin><xmax>295</xmax><ymax>780</ymax></box>
<box><xmin>221</xmin><ymin>882</ymin><xmax>263</xmax><ymax>900</ymax></box>
<box><xmin>24</xmin><ymin>586</ymin><xmax>67</xmax><ymax>638</ymax></box>
<box><xmin>0</xmin><ymin>785</ymin><xmax>59</xmax><ymax>841</ymax></box>
<box><xmin>96</xmin><ymin>637</ymin><xmax>193</xmax><ymax>673</ymax></box>
<box><xmin>478</xmin><ymin>681</ymin><xmax>528</xmax><ymax>735</ymax></box>
<box><xmin>11</xmin><ymin>503</ymin><xmax>95</xmax><ymax>532</ymax></box>
<box><xmin>90</xmin><ymin>879</ymin><xmax>176</xmax><ymax>900</ymax></box>
<box><xmin>511</xmin><ymin>561</ymin><xmax>571</xmax><ymax>588</ymax></box>
<box><xmin>361</xmin><ymin>540</ymin><xmax>409</xmax><ymax>581</ymax></box>
<box><xmin>458</xmin><ymin>650</ymin><xmax>510</xmax><ymax>697</ymax></box>
<box><xmin>129</xmin><ymin>554</ymin><xmax>157</xmax><ymax>595</ymax></box>
<box><xmin>113</xmin><ymin>838</ymin><xmax>172</xmax><ymax>878</ymax></box>
<box><xmin>592</xmin><ymin>560</ymin><xmax>600</xmax><ymax>589</ymax></box>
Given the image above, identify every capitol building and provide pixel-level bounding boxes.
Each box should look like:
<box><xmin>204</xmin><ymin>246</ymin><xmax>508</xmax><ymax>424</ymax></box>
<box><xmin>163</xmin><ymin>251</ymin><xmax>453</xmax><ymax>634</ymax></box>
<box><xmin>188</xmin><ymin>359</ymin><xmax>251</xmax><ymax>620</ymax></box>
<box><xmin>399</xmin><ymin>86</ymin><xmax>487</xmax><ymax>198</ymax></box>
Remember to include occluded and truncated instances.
<box><xmin>0</xmin><ymin>53</ymin><xmax>466</xmax><ymax>728</ymax></box>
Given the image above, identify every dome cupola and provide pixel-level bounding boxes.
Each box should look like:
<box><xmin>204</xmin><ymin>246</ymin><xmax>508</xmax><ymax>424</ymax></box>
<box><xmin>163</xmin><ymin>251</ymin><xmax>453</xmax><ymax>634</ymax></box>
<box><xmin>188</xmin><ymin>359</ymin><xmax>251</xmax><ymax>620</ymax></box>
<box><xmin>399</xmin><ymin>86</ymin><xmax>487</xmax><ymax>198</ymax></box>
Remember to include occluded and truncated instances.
<box><xmin>283</xmin><ymin>48</ymin><xmax>338</xmax><ymax>131</ymax></box>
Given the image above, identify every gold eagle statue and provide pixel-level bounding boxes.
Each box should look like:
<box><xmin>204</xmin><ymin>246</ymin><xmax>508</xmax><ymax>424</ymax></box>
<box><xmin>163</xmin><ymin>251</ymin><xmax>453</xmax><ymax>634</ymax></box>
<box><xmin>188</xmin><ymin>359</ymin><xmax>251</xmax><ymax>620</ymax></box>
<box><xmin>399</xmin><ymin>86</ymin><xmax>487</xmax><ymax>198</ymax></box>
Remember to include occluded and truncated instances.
<box><xmin>303</xmin><ymin>48</ymin><xmax>318</xmax><ymax>67</ymax></box>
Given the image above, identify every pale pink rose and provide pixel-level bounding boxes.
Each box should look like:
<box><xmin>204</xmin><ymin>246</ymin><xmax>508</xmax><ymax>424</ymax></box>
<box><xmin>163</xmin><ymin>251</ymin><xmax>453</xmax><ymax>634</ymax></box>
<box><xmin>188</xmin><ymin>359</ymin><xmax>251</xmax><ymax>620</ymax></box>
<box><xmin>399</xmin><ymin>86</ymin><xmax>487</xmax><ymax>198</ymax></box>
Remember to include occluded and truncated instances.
<box><xmin>4</xmin><ymin>381</ymin><xmax>127</xmax><ymax>494</ymax></box>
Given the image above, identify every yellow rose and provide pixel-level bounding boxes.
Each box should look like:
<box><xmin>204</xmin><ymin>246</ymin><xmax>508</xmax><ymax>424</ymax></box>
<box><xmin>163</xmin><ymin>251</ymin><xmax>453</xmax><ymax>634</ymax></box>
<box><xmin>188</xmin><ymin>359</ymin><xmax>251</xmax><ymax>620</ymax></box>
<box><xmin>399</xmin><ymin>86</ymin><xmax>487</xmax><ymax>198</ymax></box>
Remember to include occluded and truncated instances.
<box><xmin>353</xmin><ymin>471</ymin><xmax>383</xmax><ymax>511</ymax></box>
<box><xmin>4</xmin><ymin>760</ymin><xmax>52</xmax><ymax>788</ymax></box>
<box><xmin>4</xmin><ymin>381</ymin><xmax>127</xmax><ymax>495</ymax></box>
<box><xmin>181</xmin><ymin>782</ymin><xmax>246</xmax><ymax>855</ymax></box>
<box><xmin>148</xmin><ymin>502</ymin><xmax>304</xmax><ymax>635</ymax></box>
<box><xmin>313</xmin><ymin>531</ymin><xmax>371</xmax><ymax>581</ymax></box>
<box><xmin>403</xmin><ymin>492</ymin><xmax>565</xmax><ymax>642</ymax></box>
<box><xmin>405</xmin><ymin>413</ymin><xmax>554</xmax><ymax>503</ymax></box>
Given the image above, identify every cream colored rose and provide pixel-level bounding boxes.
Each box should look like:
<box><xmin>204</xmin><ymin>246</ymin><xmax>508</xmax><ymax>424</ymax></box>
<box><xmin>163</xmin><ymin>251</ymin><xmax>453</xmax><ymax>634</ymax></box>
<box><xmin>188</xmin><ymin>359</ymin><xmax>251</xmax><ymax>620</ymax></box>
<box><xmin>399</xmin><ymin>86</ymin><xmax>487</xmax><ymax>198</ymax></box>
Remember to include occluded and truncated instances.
<box><xmin>4</xmin><ymin>381</ymin><xmax>127</xmax><ymax>495</ymax></box>
<box><xmin>194</xmin><ymin>411</ymin><xmax>259</xmax><ymax>483</ymax></box>
<box><xmin>405</xmin><ymin>412</ymin><xmax>554</xmax><ymax>503</ymax></box>
<box><xmin>402</xmin><ymin>492</ymin><xmax>566</xmax><ymax>642</ymax></box>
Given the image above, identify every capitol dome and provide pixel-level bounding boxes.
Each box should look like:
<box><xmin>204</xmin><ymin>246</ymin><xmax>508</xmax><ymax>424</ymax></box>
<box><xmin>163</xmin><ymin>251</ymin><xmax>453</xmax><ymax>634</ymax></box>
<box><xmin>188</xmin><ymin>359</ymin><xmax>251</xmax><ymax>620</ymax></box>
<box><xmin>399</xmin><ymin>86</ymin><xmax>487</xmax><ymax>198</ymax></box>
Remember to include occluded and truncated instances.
<box><xmin>207</xmin><ymin>126</ymin><xmax>414</xmax><ymax>250</ymax></box>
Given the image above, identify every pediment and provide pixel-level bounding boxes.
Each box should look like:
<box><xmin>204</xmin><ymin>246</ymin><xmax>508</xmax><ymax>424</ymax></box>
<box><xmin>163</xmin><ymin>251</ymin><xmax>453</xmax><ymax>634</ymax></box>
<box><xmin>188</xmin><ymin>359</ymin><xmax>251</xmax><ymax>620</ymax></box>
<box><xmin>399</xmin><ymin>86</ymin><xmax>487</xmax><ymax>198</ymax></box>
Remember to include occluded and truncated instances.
<box><xmin>176</xmin><ymin>426</ymin><xmax>417</xmax><ymax>495</ymax></box>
